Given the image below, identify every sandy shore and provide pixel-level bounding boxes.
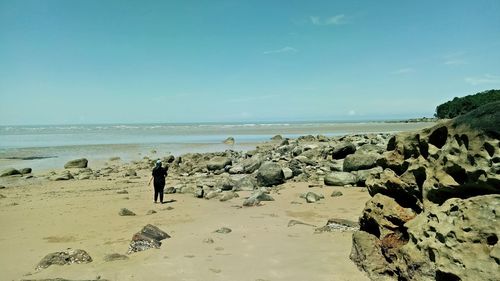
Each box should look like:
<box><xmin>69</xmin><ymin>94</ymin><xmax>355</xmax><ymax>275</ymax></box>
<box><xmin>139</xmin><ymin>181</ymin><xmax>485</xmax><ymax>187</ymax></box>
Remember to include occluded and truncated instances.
<box><xmin>0</xmin><ymin>170</ymin><xmax>370</xmax><ymax>281</ymax></box>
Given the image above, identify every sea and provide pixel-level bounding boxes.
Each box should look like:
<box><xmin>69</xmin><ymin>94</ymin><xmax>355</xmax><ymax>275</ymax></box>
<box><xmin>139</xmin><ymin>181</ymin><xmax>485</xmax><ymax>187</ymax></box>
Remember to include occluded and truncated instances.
<box><xmin>0</xmin><ymin>121</ymin><xmax>434</xmax><ymax>172</ymax></box>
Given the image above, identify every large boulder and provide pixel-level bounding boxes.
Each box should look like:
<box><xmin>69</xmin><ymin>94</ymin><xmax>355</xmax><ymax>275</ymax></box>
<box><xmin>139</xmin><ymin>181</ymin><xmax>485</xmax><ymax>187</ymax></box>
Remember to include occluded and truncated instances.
<box><xmin>324</xmin><ymin>172</ymin><xmax>357</xmax><ymax>186</ymax></box>
<box><xmin>242</xmin><ymin>155</ymin><xmax>262</xmax><ymax>173</ymax></box>
<box><xmin>256</xmin><ymin>162</ymin><xmax>285</xmax><ymax>186</ymax></box>
<box><xmin>206</xmin><ymin>156</ymin><xmax>232</xmax><ymax>171</ymax></box>
<box><xmin>0</xmin><ymin>168</ymin><xmax>21</xmax><ymax>177</ymax></box>
<box><xmin>332</xmin><ymin>142</ymin><xmax>356</xmax><ymax>159</ymax></box>
<box><xmin>343</xmin><ymin>152</ymin><xmax>379</xmax><ymax>172</ymax></box>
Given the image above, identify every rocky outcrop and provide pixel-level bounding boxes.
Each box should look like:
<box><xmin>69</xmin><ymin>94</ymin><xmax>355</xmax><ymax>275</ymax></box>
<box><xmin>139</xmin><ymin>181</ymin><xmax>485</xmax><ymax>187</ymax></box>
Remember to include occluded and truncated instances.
<box><xmin>351</xmin><ymin>103</ymin><xmax>500</xmax><ymax>281</ymax></box>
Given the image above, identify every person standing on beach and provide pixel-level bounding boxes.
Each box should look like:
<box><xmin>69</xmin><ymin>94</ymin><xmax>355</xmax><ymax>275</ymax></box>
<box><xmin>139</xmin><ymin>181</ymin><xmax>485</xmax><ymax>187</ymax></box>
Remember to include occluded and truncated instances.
<box><xmin>148</xmin><ymin>160</ymin><xmax>168</xmax><ymax>203</ymax></box>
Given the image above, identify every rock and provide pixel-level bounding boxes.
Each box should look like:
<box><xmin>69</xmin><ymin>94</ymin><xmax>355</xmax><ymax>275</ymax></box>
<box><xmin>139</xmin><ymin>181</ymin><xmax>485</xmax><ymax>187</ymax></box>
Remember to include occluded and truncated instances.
<box><xmin>0</xmin><ymin>168</ymin><xmax>21</xmax><ymax>177</ymax></box>
<box><xmin>195</xmin><ymin>187</ymin><xmax>204</xmax><ymax>198</ymax></box>
<box><xmin>241</xmin><ymin>155</ymin><xmax>262</xmax><ymax>173</ymax></box>
<box><xmin>351</xmin><ymin>103</ymin><xmax>500</xmax><ymax>280</ymax></box>
<box><xmin>315</xmin><ymin>218</ymin><xmax>359</xmax><ymax>232</ymax></box>
<box><xmin>282</xmin><ymin>167</ymin><xmax>293</xmax><ymax>180</ymax></box>
<box><xmin>228</xmin><ymin>165</ymin><xmax>244</xmax><ymax>174</ymax></box>
<box><xmin>204</xmin><ymin>190</ymin><xmax>221</xmax><ymax>200</ymax></box>
<box><xmin>271</xmin><ymin>134</ymin><xmax>283</xmax><ymax>141</ymax></box>
<box><xmin>223</xmin><ymin>137</ymin><xmax>235</xmax><ymax>145</ymax></box>
<box><xmin>350</xmin><ymin>231</ymin><xmax>388</xmax><ymax>280</ymax></box>
<box><xmin>233</xmin><ymin>176</ymin><xmax>257</xmax><ymax>191</ymax></box>
<box><xmin>217</xmin><ymin>176</ymin><xmax>236</xmax><ymax>191</ymax></box>
<box><xmin>164</xmin><ymin>186</ymin><xmax>176</xmax><ymax>194</ymax></box>
<box><xmin>359</xmin><ymin>193</ymin><xmax>416</xmax><ymax>239</ymax></box>
<box><xmin>146</xmin><ymin>210</ymin><xmax>157</xmax><ymax>215</ymax></box>
<box><xmin>332</xmin><ymin>143</ymin><xmax>356</xmax><ymax>159</ymax></box>
<box><xmin>35</xmin><ymin>249</ymin><xmax>92</xmax><ymax>270</ymax></box>
<box><xmin>294</xmin><ymin>155</ymin><xmax>316</xmax><ymax>166</ymax></box>
<box><xmin>398</xmin><ymin>195</ymin><xmax>500</xmax><ymax>281</ymax></box>
<box><xmin>119</xmin><ymin>208</ymin><xmax>136</xmax><ymax>216</ymax></box>
<box><xmin>330</xmin><ymin>191</ymin><xmax>343</xmax><ymax>197</ymax></box>
<box><xmin>50</xmin><ymin>170</ymin><xmax>73</xmax><ymax>181</ymax></box>
<box><xmin>163</xmin><ymin>154</ymin><xmax>175</xmax><ymax>163</ymax></box>
<box><xmin>256</xmin><ymin>162</ymin><xmax>285</xmax><ymax>186</ymax></box>
<box><xmin>116</xmin><ymin>190</ymin><xmax>128</xmax><ymax>194</ymax></box>
<box><xmin>219</xmin><ymin>191</ymin><xmax>239</xmax><ymax>202</ymax></box>
<box><xmin>343</xmin><ymin>152</ymin><xmax>379</xmax><ymax>172</ymax></box>
<box><xmin>128</xmin><ymin>224</ymin><xmax>170</xmax><ymax>254</ymax></box>
<box><xmin>354</xmin><ymin>166</ymin><xmax>383</xmax><ymax>186</ymax></box>
<box><xmin>64</xmin><ymin>158</ymin><xmax>88</xmax><ymax>169</ymax></box>
<box><xmin>305</xmin><ymin>192</ymin><xmax>323</xmax><ymax>203</ymax></box>
<box><xmin>207</xmin><ymin>156</ymin><xmax>232</xmax><ymax>171</ymax></box>
<box><xmin>324</xmin><ymin>172</ymin><xmax>357</xmax><ymax>186</ymax></box>
<box><xmin>124</xmin><ymin>169</ymin><xmax>137</xmax><ymax>177</ymax></box>
<box><xmin>109</xmin><ymin>156</ymin><xmax>121</xmax><ymax>161</ymax></box>
<box><xmin>20</xmin><ymin>167</ymin><xmax>32</xmax><ymax>174</ymax></box>
<box><xmin>214</xmin><ymin>227</ymin><xmax>232</xmax><ymax>234</ymax></box>
<box><xmin>103</xmin><ymin>253</ymin><xmax>129</xmax><ymax>262</ymax></box>
<box><xmin>242</xmin><ymin>191</ymin><xmax>274</xmax><ymax>206</ymax></box>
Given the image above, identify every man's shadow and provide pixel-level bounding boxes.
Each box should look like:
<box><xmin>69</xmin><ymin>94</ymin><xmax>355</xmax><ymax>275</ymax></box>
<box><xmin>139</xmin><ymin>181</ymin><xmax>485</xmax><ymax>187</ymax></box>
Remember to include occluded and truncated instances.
<box><xmin>162</xmin><ymin>199</ymin><xmax>176</xmax><ymax>204</ymax></box>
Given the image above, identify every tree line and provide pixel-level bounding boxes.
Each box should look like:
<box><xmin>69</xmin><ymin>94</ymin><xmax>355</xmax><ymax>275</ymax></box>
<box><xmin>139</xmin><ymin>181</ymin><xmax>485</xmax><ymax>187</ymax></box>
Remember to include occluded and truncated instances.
<box><xmin>435</xmin><ymin>89</ymin><xmax>500</xmax><ymax>118</ymax></box>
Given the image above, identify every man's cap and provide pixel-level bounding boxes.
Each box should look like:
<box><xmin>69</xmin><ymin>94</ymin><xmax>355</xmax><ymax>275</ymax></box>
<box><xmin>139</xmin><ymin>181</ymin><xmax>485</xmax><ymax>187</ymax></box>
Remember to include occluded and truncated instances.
<box><xmin>156</xmin><ymin>160</ymin><xmax>162</xmax><ymax>164</ymax></box>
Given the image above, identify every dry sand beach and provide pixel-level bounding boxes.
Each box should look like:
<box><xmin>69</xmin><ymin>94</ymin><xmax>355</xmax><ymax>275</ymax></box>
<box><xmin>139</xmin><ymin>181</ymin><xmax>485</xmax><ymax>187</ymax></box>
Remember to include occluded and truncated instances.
<box><xmin>0</xmin><ymin>172</ymin><xmax>369</xmax><ymax>281</ymax></box>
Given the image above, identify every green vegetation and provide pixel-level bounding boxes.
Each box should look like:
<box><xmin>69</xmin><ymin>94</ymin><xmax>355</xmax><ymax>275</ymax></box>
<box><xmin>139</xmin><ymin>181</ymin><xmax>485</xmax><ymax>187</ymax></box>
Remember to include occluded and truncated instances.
<box><xmin>435</xmin><ymin>89</ymin><xmax>500</xmax><ymax>118</ymax></box>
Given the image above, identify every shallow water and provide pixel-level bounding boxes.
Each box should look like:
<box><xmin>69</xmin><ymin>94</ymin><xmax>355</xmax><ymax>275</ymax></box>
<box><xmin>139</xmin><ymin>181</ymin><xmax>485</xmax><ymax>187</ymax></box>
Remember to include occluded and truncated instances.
<box><xmin>0</xmin><ymin>121</ymin><xmax>434</xmax><ymax>171</ymax></box>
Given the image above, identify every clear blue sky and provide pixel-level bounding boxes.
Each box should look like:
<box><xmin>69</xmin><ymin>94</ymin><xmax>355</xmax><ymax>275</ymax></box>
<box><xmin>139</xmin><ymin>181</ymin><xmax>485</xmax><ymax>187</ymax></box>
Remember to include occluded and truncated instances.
<box><xmin>1</xmin><ymin>0</ymin><xmax>499</xmax><ymax>125</ymax></box>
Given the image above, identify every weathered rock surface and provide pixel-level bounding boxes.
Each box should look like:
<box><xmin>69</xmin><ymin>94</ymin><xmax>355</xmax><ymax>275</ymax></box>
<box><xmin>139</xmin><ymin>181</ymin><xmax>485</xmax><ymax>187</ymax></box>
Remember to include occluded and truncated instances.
<box><xmin>324</xmin><ymin>172</ymin><xmax>357</xmax><ymax>186</ymax></box>
<box><xmin>36</xmin><ymin>249</ymin><xmax>92</xmax><ymax>270</ymax></box>
<box><xmin>351</xmin><ymin>103</ymin><xmax>500</xmax><ymax>281</ymax></box>
<box><xmin>343</xmin><ymin>152</ymin><xmax>379</xmax><ymax>172</ymax></box>
<box><xmin>207</xmin><ymin>156</ymin><xmax>232</xmax><ymax>171</ymax></box>
<box><xmin>332</xmin><ymin>143</ymin><xmax>356</xmax><ymax>159</ymax></box>
<box><xmin>256</xmin><ymin>162</ymin><xmax>285</xmax><ymax>186</ymax></box>
<box><xmin>64</xmin><ymin>158</ymin><xmax>88</xmax><ymax>169</ymax></box>
<box><xmin>128</xmin><ymin>224</ymin><xmax>170</xmax><ymax>254</ymax></box>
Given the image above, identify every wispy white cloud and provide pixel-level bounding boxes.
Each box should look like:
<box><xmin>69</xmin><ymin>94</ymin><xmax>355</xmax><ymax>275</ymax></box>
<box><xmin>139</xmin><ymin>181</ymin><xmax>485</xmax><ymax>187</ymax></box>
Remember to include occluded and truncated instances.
<box><xmin>391</xmin><ymin>68</ymin><xmax>415</xmax><ymax>75</ymax></box>
<box><xmin>228</xmin><ymin>94</ymin><xmax>280</xmax><ymax>103</ymax></box>
<box><xmin>310</xmin><ymin>15</ymin><xmax>346</xmax><ymax>25</ymax></box>
<box><xmin>263</xmin><ymin>46</ymin><xmax>298</xmax><ymax>55</ymax></box>
<box><xmin>348</xmin><ymin>110</ymin><xmax>356</xmax><ymax>116</ymax></box>
<box><xmin>464</xmin><ymin>74</ymin><xmax>500</xmax><ymax>85</ymax></box>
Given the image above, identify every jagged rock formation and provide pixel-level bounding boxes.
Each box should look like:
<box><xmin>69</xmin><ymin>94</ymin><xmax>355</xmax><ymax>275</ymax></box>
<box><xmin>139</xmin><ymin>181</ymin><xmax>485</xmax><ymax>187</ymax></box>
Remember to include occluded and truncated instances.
<box><xmin>350</xmin><ymin>102</ymin><xmax>500</xmax><ymax>281</ymax></box>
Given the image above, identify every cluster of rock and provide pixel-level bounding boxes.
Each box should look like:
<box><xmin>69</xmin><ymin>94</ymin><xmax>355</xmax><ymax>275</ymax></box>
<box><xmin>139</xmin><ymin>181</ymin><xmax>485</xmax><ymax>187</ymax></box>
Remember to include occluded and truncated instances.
<box><xmin>350</xmin><ymin>102</ymin><xmax>500</xmax><ymax>281</ymax></box>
